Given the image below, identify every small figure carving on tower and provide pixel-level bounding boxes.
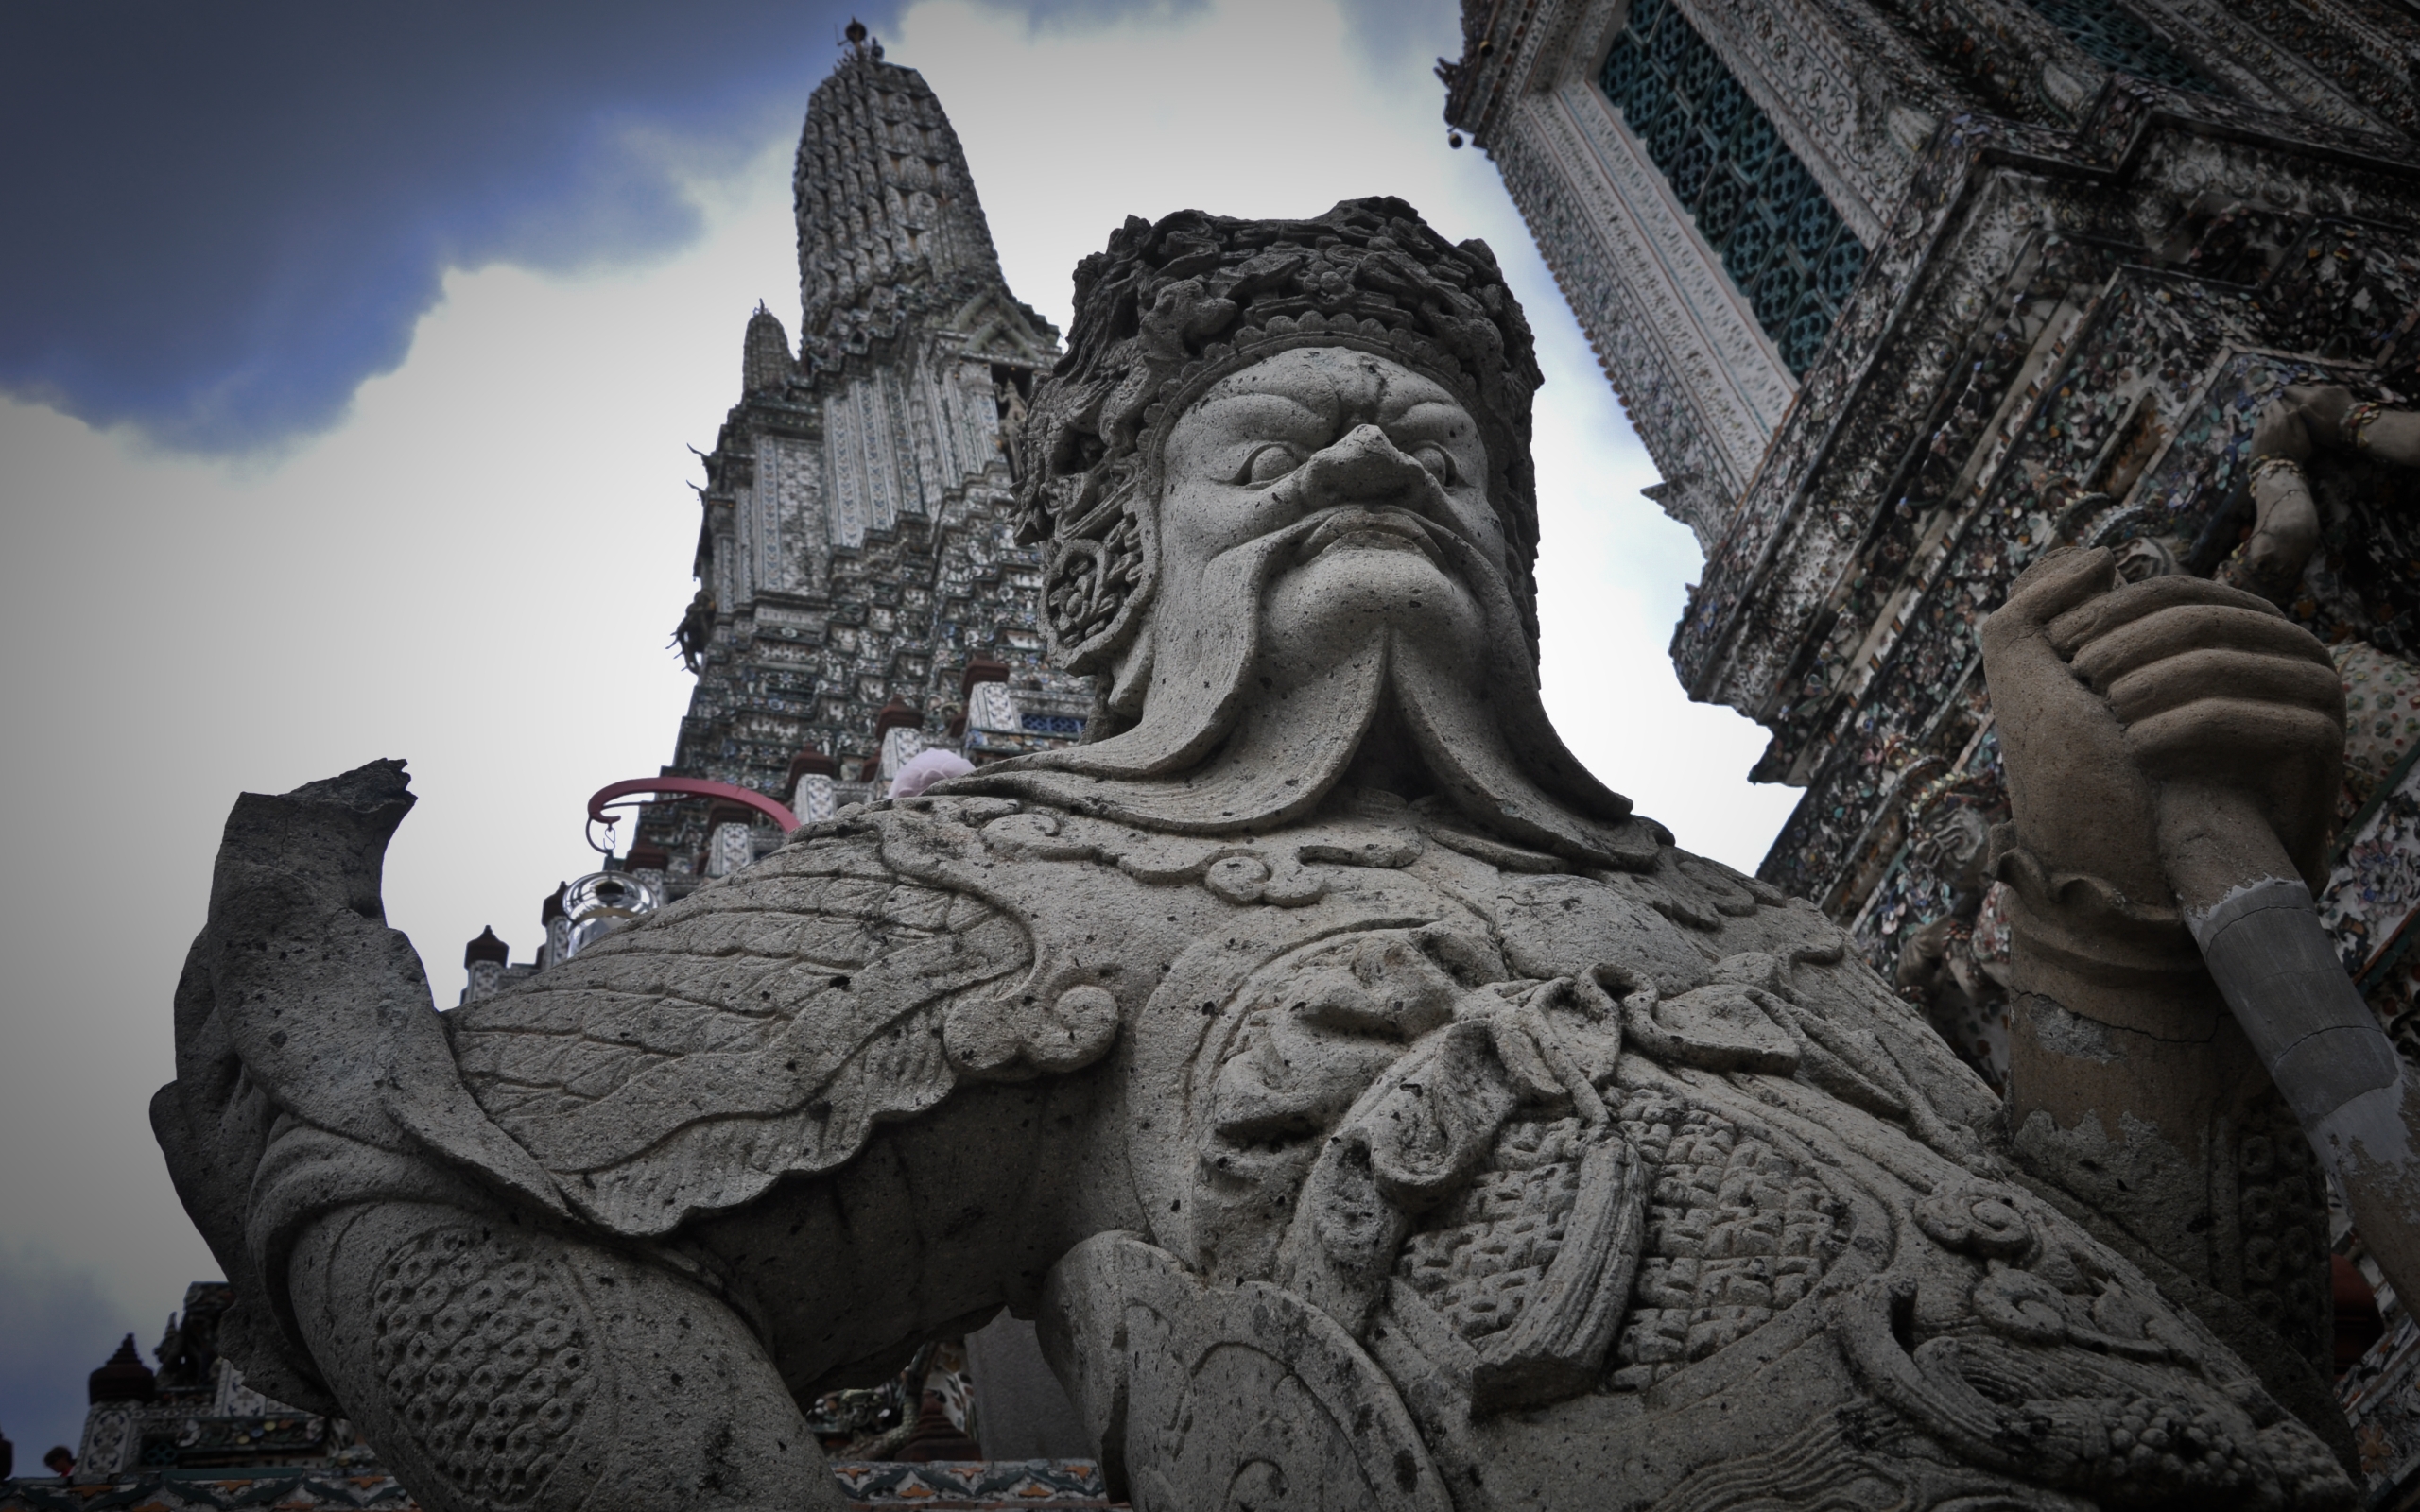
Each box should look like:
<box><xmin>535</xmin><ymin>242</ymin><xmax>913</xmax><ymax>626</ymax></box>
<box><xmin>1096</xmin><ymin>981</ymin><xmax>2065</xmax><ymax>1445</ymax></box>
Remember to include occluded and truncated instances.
<box><xmin>670</xmin><ymin>588</ymin><xmax>713</xmax><ymax>672</ymax></box>
<box><xmin>994</xmin><ymin>370</ymin><xmax>1028</xmax><ymax>479</ymax></box>
<box><xmin>740</xmin><ymin>301</ymin><xmax>792</xmax><ymax>393</ymax></box>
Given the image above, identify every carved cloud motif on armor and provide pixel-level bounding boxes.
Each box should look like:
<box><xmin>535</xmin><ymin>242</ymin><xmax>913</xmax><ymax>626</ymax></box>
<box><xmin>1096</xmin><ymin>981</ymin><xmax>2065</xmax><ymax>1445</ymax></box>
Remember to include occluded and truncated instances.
<box><xmin>1841</xmin><ymin>1178</ymin><xmax>2354</xmax><ymax>1507</ymax></box>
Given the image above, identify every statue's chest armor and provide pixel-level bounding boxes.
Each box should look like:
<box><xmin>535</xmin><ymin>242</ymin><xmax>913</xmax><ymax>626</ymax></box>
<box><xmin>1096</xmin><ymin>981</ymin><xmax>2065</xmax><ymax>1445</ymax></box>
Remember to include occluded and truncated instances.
<box><xmin>1025</xmin><ymin>812</ymin><xmax>2345</xmax><ymax>1510</ymax></box>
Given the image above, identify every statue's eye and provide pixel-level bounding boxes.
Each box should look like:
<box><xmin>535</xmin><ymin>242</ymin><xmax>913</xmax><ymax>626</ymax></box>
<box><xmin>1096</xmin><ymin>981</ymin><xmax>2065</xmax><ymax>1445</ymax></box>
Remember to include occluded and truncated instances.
<box><xmin>1411</xmin><ymin>444</ymin><xmax>1455</xmax><ymax>484</ymax></box>
<box><xmin>1241</xmin><ymin>444</ymin><xmax>1300</xmax><ymax>484</ymax></box>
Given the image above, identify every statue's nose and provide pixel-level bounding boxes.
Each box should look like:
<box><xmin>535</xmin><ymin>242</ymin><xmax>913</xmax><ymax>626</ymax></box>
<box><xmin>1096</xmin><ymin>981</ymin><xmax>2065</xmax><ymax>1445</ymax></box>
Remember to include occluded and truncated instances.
<box><xmin>1288</xmin><ymin>424</ymin><xmax>1444</xmax><ymax>520</ymax></box>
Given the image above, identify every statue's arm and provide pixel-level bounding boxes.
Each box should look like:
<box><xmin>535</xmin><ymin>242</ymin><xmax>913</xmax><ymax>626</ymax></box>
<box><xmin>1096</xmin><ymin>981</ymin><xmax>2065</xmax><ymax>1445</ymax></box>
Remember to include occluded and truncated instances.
<box><xmin>2234</xmin><ymin>386</ymin><xmax>2420</xmax><ymax>593</ymax></box>
<box><xmin>1980</xmin><ymin>547</ymin><xmax>2420</xmax><ymax>1314</ymax></box>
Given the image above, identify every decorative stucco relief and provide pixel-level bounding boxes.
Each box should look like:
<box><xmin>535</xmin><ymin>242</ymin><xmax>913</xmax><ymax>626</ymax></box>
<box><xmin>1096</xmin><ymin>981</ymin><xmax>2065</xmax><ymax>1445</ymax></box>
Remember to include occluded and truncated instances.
<box><xmin>1675</xmin><ymin>121</ymin><xmax>2058</xmax><ymax>714</ymax></box>
<box><xmin>755</xmin><ymin>432</ymin><xmax>827</xmax><ymax>599</ymax></box>
<box><xmin>1801</xmin><ymin>0</ymin><xmax>1985</xmax><ymax>121</ymax></box>
<box><xmin>1494</xmin><ymin>129</ymin><xmax>1734</xmax><ymax>542</ymax></box>
<box><xmin>900</xmin><ymin>359</ymin><xmax>946</xmax><ymax>519</ymax></box>
<box><xmin>1761</xmin><ymin>208</ymin><xmax>2420</xmax><ymax>905</ymax></box>
<box><xmin>2131</xmin><ymin>0</ymin><xmax>2393</xmax><ymax>132</ymax></box>
<box><xmin>1484</xmin><ymin>0</ymin><xmax>1591</xmax><ymax>142</ymax></box>
<box><xmin>1890</xmin><ymin>0</ymin><xmax>2124</xmax><ymax>124</ymax></box>
<box><xmin>1512</xmin><ymin>81</ymin><xmax>1795</xmax><ymax>497</ymax></box>
<box><xmin>822</xmin><ymin>374</ymin><xmax>908</xmax><ymax>547</ymax></box>
<box><xmin>1685</xmin><ymin>81</ymin><xmax>2420</xmax><ymax>739</ymax></box>
<box><xmin>2293</xmin><ymin>0</ymin><xmax>2420</xmax><ymax>92</ymax></box>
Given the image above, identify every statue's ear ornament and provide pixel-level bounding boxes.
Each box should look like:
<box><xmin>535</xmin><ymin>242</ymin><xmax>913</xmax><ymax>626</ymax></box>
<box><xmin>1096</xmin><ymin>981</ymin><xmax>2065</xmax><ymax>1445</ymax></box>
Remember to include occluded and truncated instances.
<box><xmin>1041</xmin><ymin>480</ymin><xmax>1154</xmax><ymax>672</ymax></box>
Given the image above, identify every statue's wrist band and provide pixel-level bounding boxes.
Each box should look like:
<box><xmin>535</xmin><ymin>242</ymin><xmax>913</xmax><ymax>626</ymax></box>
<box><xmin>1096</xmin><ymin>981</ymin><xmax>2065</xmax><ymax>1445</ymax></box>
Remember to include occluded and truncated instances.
<box><xmin>2247</xmin><ymin>452</ymin><xmax>2309</xmax><ymax>490</ymax></box>
<box><xmin>1989</xmin><ymin>841</ymin><xmax>2202</xmax><ymax>977</ymax></box>
<box><xmin>2342</xmin><ymin>401</ymin><xmax>2385</xmax><ymax>454</ymax></box>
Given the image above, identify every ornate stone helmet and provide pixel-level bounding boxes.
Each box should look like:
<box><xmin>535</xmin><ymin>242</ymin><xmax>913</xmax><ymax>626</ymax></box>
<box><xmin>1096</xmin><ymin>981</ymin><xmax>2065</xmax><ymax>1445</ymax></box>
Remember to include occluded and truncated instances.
<box><xmin>1016</xmin><ymin>197</ymin><xmax>1546</xmax><ymax>672</ymax></box>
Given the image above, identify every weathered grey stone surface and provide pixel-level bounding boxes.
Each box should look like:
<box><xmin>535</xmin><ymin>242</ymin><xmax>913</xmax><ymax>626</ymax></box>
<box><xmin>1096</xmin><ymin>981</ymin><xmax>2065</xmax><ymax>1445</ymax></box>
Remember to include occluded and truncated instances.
<box><xmin>963</xmin><ymin>1315</ymin><xmax>1092</xmax><ymax>1461</ymax></box>
<box><xmin>1973</xmin><ymin>397</ymin><xmax>2420</xmax><ymax>1484</ymax></box>
<box><xmin>157</xmin><ymin>199</ymin><xmax>2361</xmax><ymax>1510</ymax></box>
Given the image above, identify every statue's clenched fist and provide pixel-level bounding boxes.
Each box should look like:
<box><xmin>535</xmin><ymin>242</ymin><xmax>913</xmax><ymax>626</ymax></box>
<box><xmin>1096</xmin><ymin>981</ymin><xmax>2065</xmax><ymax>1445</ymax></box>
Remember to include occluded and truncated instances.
<box><xmin>1981</xmin><ymin>546</ymin><xmax>2344</xmax><ymax>930</ymax></box>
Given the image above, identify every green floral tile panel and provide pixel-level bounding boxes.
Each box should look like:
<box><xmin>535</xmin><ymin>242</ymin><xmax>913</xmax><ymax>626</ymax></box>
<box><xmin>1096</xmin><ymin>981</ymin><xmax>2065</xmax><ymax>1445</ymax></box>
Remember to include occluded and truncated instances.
<box><xmin>1597</xmin><ymin>0</ymin><xmax>1867</xmax><ymax>374</ymax></box>
<box><xmin>2023</xmin><ymin>0</ymin><xmax>2221</xmax><ymax>94</ymax></box>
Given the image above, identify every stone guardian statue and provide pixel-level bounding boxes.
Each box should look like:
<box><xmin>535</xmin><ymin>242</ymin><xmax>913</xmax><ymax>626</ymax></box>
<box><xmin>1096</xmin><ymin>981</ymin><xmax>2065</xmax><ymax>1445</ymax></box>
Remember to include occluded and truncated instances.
<box><xmin>155</xmin><ymin>199</ymin><xmax>2360</xmax><ymax>1512</ymax></box>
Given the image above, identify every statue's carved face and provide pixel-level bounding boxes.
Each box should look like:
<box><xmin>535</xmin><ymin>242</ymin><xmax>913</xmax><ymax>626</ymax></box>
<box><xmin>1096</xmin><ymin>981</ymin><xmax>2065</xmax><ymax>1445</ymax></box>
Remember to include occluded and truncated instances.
<box><xmin>1156</xmin><ymin>347</ymin><xmax>1503</xmax><ymax>688</ymax></box>
<box><xmin>980</xmin><ymin>339</ymin><xmax>1638</xmax><ymax>859</ymax></box>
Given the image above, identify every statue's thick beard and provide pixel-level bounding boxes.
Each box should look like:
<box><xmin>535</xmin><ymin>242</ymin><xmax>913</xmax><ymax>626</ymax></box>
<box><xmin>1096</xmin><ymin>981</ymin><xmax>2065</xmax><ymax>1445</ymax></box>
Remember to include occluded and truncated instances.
<box><xmin>952</xmin><ymin>509</ymin><xmax>1667</xmax><ymax>869</ymax></box>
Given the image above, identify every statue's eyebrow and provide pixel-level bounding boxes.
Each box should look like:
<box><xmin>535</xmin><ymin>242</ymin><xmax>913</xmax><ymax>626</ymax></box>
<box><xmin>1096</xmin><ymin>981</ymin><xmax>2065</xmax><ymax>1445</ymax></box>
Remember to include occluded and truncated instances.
<box><xmin>1188</xmin><ymin>388</ymin><xmax>1329</xmax><ymax>430</ymax></box>
<box><xmin>1382</xmin><ymin>394</ymin><xmax>1478</xmax><ymax>436</ymax></box>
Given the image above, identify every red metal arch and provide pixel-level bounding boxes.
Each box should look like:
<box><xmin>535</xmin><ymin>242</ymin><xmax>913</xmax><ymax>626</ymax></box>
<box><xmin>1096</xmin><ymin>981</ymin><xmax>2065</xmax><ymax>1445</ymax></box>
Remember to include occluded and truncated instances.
<box><xmin>586</xmin><ymin>777</ymin><xmax>798</xmax><ymax>833</ymax></box>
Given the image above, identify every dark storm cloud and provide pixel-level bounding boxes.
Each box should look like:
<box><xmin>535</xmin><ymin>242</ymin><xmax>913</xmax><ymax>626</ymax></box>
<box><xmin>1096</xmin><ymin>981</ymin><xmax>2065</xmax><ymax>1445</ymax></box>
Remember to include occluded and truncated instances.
<box><xmin>0</xmin><ymin>1</ymin><xmax>1150</xmax><ymax>455</ymax></box>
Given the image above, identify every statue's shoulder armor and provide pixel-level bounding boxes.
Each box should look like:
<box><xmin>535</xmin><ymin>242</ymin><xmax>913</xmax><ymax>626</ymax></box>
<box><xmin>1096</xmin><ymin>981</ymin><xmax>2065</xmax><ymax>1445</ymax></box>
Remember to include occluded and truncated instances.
<box><xmin>449</xmin><ymin>804</ymin><xmax>1031</xmax><ymax>1235</ymax></box>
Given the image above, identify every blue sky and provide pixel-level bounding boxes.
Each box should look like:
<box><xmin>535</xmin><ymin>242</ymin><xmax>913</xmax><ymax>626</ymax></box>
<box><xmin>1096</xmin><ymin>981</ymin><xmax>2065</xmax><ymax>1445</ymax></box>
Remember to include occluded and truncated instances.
<box><xmin>0</xmin><ymin>0</ymin><xmax>1800</xmax><ymax>1465</ymax></box>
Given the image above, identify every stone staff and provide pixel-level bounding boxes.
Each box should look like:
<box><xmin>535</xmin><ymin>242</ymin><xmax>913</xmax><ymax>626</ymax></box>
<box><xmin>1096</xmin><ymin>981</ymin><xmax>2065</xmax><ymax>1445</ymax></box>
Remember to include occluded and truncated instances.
<box><xmin>2166</xmin><ymin>792</ymin><xmax>2420</xmax><ymax>1297</ymax></box>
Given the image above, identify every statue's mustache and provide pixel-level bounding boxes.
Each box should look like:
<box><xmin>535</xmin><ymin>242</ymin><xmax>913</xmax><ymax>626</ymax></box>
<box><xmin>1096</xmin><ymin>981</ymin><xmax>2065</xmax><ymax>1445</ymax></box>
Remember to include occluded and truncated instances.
<box><xmin>1291</xmin><ymin>505</ymin><xmax>1455</xmax><ymax>575</ymax></box>
<box><xmin>946</xmin><ymin>487</ymin><xmax>1656</xmax><ymax>865</ymax></box>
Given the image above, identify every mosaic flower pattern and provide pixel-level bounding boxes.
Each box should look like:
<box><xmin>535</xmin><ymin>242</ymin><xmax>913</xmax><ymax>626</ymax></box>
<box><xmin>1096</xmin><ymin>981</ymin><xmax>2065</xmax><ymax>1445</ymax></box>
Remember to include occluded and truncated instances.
<box><xmin>1597</xmin><ymin>0</ymin><xmax>1867</xmax><ymax>375</ymax></box>
<box><xmin>2338</xmin><ymin>641</ymin><xmax>2420</xmax><ymax>821</ymax></box>
<box><xmin>2022</xmin><ymin>0</ymin><xmax>2220</xmax><ymax>94</ymax></box>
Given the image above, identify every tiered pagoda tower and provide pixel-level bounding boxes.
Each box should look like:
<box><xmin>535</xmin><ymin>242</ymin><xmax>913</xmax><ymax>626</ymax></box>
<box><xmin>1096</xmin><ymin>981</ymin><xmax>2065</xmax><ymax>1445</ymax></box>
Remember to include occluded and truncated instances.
<box><xmin>629</xmin><ymin>31</ymin><xmax>1086</xmax><ymax>881</ymax></box>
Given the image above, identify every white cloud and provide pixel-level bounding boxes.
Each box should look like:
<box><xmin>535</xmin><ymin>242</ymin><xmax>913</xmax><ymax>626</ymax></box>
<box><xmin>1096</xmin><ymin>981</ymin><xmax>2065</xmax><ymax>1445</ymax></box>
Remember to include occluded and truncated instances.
<box><xmin>0</xmin><ymin>145</ymin><xmax>794</xmax><ymax>1323</ymax></box>
<box><xmin>0</xmin><ymin>0</ymin><xmax>1796</xmax><ymax>1381</ymax></box>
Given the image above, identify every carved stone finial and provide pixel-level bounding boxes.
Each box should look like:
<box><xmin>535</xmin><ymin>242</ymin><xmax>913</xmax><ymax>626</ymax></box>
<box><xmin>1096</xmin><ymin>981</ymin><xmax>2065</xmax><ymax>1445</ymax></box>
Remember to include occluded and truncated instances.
<box><xmin>87</xmin><ymin>1336</ymin><xmax>156</xmax><ymax>1405</ymax></box>
<box><xmin>741</xmin><ymin>301</ymin><xmax>791</xmax><ymax>392</ymax></box>
<box><xmin>791</xmin><ymin>43</ymin><xmax>1005</xmax><ymax>358</ymax></box>
<box><xmin>461</xmin><ymin>926</ymin><xmax>509</xmax><ymax>970</ymax></box>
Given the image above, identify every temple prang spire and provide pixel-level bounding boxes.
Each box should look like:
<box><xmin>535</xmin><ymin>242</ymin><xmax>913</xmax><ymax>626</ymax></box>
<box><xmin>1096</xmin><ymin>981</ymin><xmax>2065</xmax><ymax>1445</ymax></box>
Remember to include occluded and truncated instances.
<box><xmin>790</xmin><ymin>37</ymin><xmax>1014</xmax><ymax>366</ymax></box>
<box><xmin>614</xmin><ymin>41</ymin><xmax>1081</xmax><ymax>893</ymax></box>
